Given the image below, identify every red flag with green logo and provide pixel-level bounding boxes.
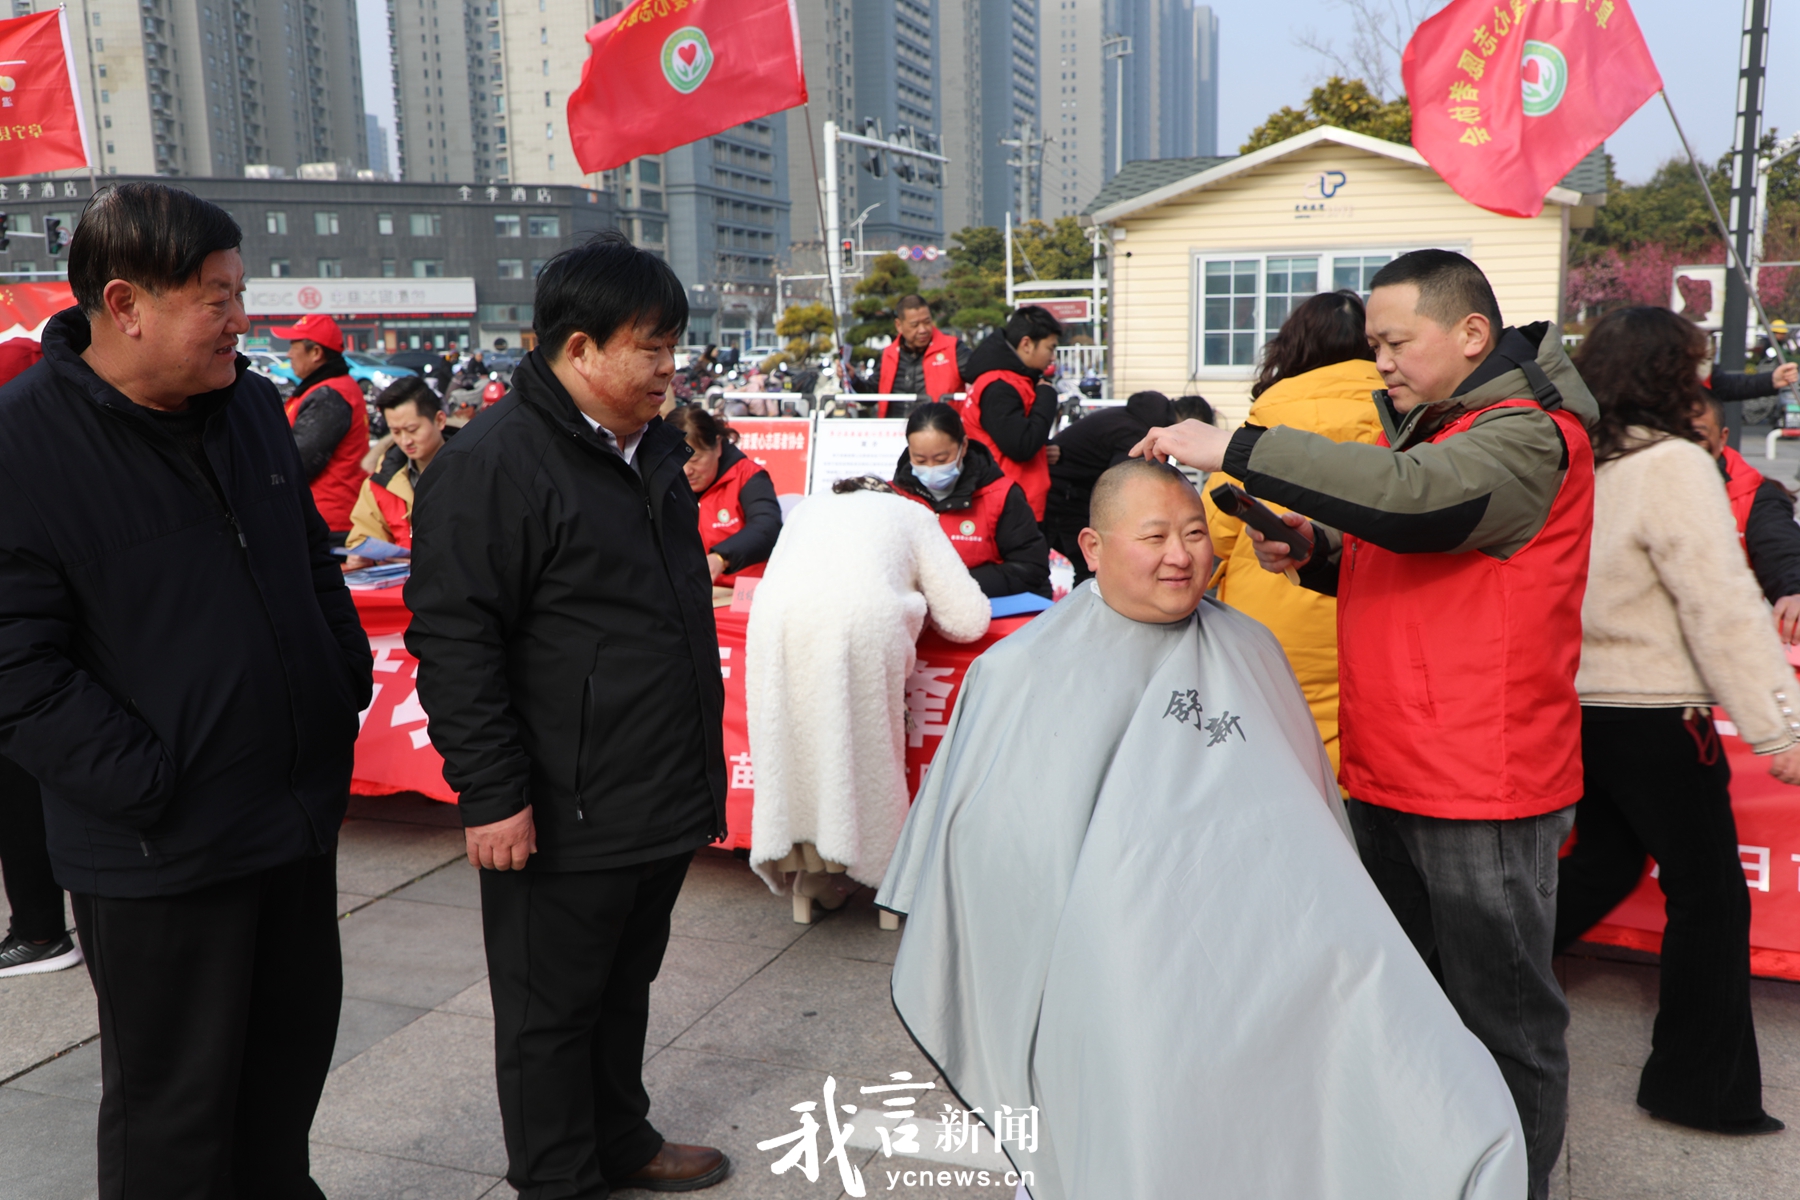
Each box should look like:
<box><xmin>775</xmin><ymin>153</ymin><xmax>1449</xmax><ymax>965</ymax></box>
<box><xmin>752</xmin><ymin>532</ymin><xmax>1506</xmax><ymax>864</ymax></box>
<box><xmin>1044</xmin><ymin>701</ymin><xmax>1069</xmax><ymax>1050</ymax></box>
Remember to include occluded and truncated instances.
<box><xmin>566</xmin><ymin>0</ymin><xmax>806</xmax><ymax>175</ymax></box>
<box><xmin>0</xmin><ymin>9</ymin><xmax>92</xmax><ymax>177</ymax></box>
<box><xmin>1402</xmin><ymin>0</ymin><xmax>1660</xmax><ymax>218</ymax></box>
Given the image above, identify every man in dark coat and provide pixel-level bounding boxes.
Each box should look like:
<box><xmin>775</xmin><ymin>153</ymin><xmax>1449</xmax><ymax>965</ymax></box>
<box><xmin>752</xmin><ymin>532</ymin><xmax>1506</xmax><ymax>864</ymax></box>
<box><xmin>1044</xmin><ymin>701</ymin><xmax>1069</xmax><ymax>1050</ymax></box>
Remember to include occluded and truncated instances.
<box><xmin>0</xmin><ymin>181</ymin><xmax>373</xmax><ymax>1198</ymax></box>
<box><xmin>406</xmin><ymin>231</ymin><xmax>730</xmax><ymax>1197</ymax></box>
<box><xmin>1043</xmin><ymin>390</ymin><xmax>1178</xmax><ymax>581</ymax></box>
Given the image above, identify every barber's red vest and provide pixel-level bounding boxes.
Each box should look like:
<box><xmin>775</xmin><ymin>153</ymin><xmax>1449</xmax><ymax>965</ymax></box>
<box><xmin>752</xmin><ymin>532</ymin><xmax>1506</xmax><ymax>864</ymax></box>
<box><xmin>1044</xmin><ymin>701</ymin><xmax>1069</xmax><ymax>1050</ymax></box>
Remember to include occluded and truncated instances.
<box><xmin>962</xmin><ymin>371</ymin><xmax>1050</xmax><ymax>520</ymax></box>
<box><xmin>878</xmin><ymin>330</ymin><xmax>963</xmax><ymax>416</ymax></box>
<box><xmin>698</xmin><ymin>455</ymin><xmax>768</xmax><ymax>587</ymax></box>
<box><xmin>285</xmin><ymin>375</ymin><xmax>368</xmax><ymax>532</ymax></box>
<box><xmin>1721</xmin><ymin>445</ymin><xmax>1764</xmax><ymax>552</ymax></box>
<box><xmin>1336</xmin><ymin>399</ymin><xmax>1595</xmax><ymax>819</ymax></box>
<box><xmin>900</xmin><ymin>476</ymin><xmax>1010</xmax><ymax>569</ymax></box>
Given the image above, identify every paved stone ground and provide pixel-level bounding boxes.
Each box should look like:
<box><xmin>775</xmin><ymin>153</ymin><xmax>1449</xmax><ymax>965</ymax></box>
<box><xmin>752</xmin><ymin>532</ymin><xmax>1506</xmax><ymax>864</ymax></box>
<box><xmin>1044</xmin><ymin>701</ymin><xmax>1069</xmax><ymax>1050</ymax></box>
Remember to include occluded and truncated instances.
<box><xmin>5</xmin><ymin>793</ymin><xmax>1800</xmax><ymax>1199</ymax></box>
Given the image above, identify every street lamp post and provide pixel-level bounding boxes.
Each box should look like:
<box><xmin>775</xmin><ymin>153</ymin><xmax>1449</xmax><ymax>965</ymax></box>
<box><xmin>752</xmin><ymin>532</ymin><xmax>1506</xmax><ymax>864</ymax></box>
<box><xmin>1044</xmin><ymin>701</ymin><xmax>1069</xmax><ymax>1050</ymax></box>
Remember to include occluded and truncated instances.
<box><xmin>1102</xmin><ymin>34</ymin><xmax>1133</xmax><ymax>178</ymax></box>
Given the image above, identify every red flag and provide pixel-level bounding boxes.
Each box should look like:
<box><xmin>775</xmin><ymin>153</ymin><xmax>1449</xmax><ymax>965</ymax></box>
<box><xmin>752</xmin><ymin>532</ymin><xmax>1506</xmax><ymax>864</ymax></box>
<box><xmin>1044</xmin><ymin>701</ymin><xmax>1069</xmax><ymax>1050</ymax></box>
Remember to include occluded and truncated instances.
<box><xmin>1402</xmin><ymin>0</ymin><xmax>1661</xmax><ymax>218</ymax></box>
<box><xmin>0</xmin><ymin>10</ymin><xmax>89</xmax><ymax>178</ymax></box>
<box><xmin>566</xmin><ymin>0</ymin><xmax>806</xmax><ymax>175</ymax></box>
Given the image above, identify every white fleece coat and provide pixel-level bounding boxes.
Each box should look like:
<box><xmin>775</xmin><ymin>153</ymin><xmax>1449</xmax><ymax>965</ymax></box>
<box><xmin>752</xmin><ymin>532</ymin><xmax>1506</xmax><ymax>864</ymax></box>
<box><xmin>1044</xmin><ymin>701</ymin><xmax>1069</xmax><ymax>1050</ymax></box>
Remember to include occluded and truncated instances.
<box><xmin>747</xmin><ymin>490</ymin><xmax>991</xmax><ymax>890</ymax></box>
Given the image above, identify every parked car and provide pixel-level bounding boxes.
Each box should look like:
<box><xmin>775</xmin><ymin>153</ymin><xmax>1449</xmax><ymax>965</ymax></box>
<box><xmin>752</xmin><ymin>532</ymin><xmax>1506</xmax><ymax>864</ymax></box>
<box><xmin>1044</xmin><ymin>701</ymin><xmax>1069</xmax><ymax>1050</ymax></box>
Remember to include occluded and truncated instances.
<box><xmin>382</xmin><ymin>350</ymin><xmax>456</xmax><ymax>393</ymax></box>
<box><xmin>348</xmin><ymin>351</ymin><xmax>420</xmax><ymax>398</ymax></box>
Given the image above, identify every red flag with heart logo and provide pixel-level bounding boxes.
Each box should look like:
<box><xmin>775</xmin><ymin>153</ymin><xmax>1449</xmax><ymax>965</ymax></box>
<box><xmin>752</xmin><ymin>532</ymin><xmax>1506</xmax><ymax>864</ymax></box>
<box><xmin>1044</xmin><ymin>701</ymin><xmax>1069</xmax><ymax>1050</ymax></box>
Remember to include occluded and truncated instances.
<box><xmin>1403</xmin><ymin>0</ymin><xmax>1661</xmax><ymax>218</ymax></box>
<box><xmin>0</xmin><ymin>9</ymin><xmax>91</xmax><ymax>178</ymax></box>
<box><xmin>566</xmin><ymin>0</ymin><xmax>806</xmax><ymax>175</ymax></box>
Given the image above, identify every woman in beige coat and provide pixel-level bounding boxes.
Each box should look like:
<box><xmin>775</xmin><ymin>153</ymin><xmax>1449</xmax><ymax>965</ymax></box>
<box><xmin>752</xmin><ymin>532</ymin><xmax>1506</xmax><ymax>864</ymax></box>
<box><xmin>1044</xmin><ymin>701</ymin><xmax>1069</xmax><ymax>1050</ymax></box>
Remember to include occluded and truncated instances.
<box><xmin>1556</xmin><ymin>306</ymin><xmax>1800</xmax><ymax>1135</ymax></box>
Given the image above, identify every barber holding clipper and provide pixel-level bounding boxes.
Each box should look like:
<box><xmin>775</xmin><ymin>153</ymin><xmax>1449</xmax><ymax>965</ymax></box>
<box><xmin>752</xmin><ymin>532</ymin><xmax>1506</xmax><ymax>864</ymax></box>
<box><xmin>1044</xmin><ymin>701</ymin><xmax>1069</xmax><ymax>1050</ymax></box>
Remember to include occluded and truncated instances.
<box><xmin>1135</xmin><ymin>250</ymin><xmax>1596</xmax><ymax>1200</ymax></box>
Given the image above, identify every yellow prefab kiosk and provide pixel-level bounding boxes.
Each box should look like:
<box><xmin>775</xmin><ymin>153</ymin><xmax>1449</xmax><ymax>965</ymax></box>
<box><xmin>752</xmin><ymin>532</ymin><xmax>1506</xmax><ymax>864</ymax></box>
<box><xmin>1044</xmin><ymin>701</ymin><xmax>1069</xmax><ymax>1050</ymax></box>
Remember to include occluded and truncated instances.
<box><xmin>1084</xmin><ymin>125</ymin><xmax>1597</xmax><ymax>425</ymax></box>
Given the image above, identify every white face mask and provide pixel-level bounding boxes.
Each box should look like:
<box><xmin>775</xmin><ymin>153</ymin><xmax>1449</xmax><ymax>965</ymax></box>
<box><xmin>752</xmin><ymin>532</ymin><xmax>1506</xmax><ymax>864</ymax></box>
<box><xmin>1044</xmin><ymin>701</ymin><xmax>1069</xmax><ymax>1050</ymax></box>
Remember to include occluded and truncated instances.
<box><xmin>914</xmin><ymin>458</ymin><xmax>962</xmax><ymax>492</ymax></box>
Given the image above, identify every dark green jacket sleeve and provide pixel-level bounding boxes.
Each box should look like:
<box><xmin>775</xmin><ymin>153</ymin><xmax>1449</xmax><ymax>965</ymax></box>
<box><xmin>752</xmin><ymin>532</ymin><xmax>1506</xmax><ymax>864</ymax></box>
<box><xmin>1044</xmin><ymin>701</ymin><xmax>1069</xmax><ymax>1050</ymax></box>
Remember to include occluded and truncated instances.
<box><xmin>1222</xmin><ymin>404</ymin><xmax>1573</xmax><ymax>561</ymax></box>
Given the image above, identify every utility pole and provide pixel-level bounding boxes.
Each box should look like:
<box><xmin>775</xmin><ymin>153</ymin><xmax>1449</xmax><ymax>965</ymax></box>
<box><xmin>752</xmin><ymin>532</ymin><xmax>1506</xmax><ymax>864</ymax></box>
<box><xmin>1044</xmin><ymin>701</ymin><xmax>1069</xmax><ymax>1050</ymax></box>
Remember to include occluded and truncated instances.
<box><xmin>1103</xmin><ymin>34</ymin><xmax>1133</xmax><ymax>178</ymax></box>
<box><xmin>999</xmin><ymin>119</ymin><xmax>1051</xmax><ymax>223</ymax></box>
<box><xmin>1721</xmin><ymin>0</ymin><xmax>1770</xmax><ymax>449</ymax></box>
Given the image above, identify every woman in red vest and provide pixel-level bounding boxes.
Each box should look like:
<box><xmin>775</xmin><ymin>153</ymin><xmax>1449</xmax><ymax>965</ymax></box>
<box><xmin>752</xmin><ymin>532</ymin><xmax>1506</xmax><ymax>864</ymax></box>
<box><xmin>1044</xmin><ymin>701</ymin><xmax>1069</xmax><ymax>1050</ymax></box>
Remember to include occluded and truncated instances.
<box><xmin>667</xmin><ymin>406</ymin><xmax>783</xmax><ymax>586</ymax></box>
<box><xmin>960</xmin><ymin>305</ymin><xmax>1063</xmax><ymax>520</ymax></box>
<box><xmin>1557</xmin><ymin>307</ymin><xmax>1800</xmax><ymax>1135</ymax></box>
<box><xmin>274</xmin><ymin>312</ymin><xmax>369</xmax><ymax>544</ymax></box>
<box><xmin>891</xmin><ymin>402</ymin><xmax>1050</xmax><ymax>598</ymax></box>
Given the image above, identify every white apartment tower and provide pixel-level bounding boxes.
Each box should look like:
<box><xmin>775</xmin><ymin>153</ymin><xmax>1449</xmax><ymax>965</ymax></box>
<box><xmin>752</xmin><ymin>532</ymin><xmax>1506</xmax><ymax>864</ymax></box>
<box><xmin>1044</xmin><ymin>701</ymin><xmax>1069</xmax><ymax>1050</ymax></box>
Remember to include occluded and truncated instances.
<box><xmin>44</xmin><ymin>0</ymin><xmax>367</xmax><ymax>178</ymax></box>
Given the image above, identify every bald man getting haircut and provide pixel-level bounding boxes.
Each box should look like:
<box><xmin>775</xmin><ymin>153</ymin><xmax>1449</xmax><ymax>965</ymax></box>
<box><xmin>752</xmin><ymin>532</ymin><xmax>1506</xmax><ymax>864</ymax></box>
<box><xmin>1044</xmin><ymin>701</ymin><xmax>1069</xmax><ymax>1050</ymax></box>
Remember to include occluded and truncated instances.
<box><xmin>874</xmin><ymin>464</ymin><xmax>1531</xmax><ymax>1200</ymax></box>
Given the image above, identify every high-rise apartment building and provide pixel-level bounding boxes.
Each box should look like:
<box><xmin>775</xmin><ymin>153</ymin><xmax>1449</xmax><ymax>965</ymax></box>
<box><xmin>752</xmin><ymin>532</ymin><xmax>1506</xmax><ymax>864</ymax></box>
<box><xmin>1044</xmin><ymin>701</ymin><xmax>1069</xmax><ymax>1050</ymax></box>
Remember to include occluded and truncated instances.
<box><xmin>46</xmin><ymin>0</ymin><xmax>366</xmax><ymax>178</ymax></box>
<box><xmin>1041</xmin><ymin>0</ymin><xmax>1218</xmax><ymax>218</ymax></box>
<box><xmin>851</xmin><ymin>0</ymin><xmax>940</xmax><ymax>248</ymax></box>
<box><xmin>1041</xmin><ymin>0</ymin><xmax>1105</xmax><ymax>220</ymax></box>
<box><xmin>784</xmin><ymin>0</ymin><xmax>858</xmax><ymax>255</ymax></box>
<box><xmin>1106</xmin><ymin>1</ymin><xmax>1218</xmax><ymax>174</ymax></box>
<box><xmin>939</xmin><ymin>0</ymin><xmax>1039</xmax><ymax>232</ymax></box>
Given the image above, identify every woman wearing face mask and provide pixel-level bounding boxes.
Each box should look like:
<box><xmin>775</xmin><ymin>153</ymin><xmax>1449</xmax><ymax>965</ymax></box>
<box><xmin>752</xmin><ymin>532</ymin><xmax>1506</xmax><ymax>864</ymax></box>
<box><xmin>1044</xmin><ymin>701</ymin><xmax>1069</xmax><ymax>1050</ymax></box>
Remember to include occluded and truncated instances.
<box><xmin>667</xmin><ymin>406</ymin><xmax>784</xmax><ymax>586</ymax></box>
<box><xmin>891</xmin><ymin>402</ymin><xmax>1051</xmax><ymax>599</ymax></box>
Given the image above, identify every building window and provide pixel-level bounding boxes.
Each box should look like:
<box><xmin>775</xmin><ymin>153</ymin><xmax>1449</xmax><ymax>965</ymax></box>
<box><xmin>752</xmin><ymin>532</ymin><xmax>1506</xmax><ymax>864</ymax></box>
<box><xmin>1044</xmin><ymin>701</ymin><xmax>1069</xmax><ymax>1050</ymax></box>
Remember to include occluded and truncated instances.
<box><xmin>100</xmin><ymin>90</ymin><xmax>108</xmax><ymax>103</ymax></box>
<box><xmin>317</xmin><ymin>259</ymin><xmax>343</xmax><ymax>278</ymax></box>
<box><xmin>637</xmin><ymin>219</ymin><xmax>664</xmax><ymax>243</ymax></box>
<box><xmin>314</xmin><ymin>211</ymin><xmax>340</xmax><ymax>235</ymax></box>
<box><xmin>270</xmin><ymin>258</ymin><xmax>291</xmax><ymax>277</ymax></box>
<box><xmin>409</xmin><ymin>213</ymin><xmax>441</xmax><ymax>236</ymax></box>
<box><xmin>494</xmin><ymin>214</ymin><xmax>520</xmax><ymax>237</ymax></box>
<box><xmin>412</xmin><ymin>259</ymin><xmax>444</xmax><ymax>278</ymax></box>
<box><xmin>377</xmin><ymin>212</ymin><xmax>394</xmax><ymax>235</ymax></box>
<box><xmin>529</xmin><ymin>259</ymin><xmax>547</xmax><ymax>277</ymax></box>
<box><xmin>526</xmin><ymin>216</ymin><xmax>559</xmax><ymax>238</ymax></box>
<box><xmin>1194</xmin><ymin>250</ymin><xmax>1408</xmax><ymax>372</ymax></box>
<box><xmin>381</xmin><ymin>258</ymin><xmax>397</xmax><ymax>277</ymax></box>
<box><xmin>497</xmin><ymin>259</ymin><xmax>524</xmax><ymax>278</ymax></box>
<box><xmin>639</xmin><ymin>190</ymin><xmax>662</xmax><ymax>211</ymax></box>
<box><xmin>11</xmin><ymin>261</ymin><xmax>34</xmax><ymax>275</ymax></box>
<box><xmin>637</xmin><ymin>160</ymin><xmax>660</xmax><ymax>184</ymax></box>
<box><xmin>266</xmin><ymin>211</ymin><xmax>288</xmax><ymax>235</ymax></box>
<box><xmin>1332</xmin><ymin>255</ymin><xmax>1393</xmax><ymax>298</ymax></box>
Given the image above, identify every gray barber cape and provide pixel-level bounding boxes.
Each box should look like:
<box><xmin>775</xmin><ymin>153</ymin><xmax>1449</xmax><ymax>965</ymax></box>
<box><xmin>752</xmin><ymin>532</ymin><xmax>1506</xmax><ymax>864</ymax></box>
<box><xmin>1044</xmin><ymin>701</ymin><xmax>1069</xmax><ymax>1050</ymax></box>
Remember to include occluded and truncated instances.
<box><xmin>876</xmin><ymin>583</ymin><xmax>1526</xmax><ymax>1200</ymax></box>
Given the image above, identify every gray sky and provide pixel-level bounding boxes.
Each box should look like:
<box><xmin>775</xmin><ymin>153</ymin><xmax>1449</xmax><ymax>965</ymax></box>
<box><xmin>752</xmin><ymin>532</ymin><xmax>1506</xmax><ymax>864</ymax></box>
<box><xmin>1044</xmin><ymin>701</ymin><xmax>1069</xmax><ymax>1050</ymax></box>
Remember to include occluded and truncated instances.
<box><xmin>352</xmin><ymin>0</ymin><xmax>1786</xmax><ymax>188</ymax></box>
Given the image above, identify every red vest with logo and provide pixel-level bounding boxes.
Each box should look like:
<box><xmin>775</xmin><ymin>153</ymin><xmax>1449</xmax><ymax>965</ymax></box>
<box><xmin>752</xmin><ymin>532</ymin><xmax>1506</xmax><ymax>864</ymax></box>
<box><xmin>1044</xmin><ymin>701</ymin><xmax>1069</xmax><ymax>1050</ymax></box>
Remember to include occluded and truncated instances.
<box><xmin>285</xmin><ymin>374</ymin><xmax>369</xmax><ymax>532</ymax></box>
<box><xmin>1336</xmin><ymin>399</ymin><xmax>1595</xmax><ymax>819</ymax></box>
<box><xmin>900</xmin><ymin>476</ymin><xmax>1011</xmax><ymax>569</ymax></box>
<box><xmin>962</xmin><ymin>371</ymin><xmax>1051</xmax><ymax>520</ymax></box>
<box><xmin>370</xmin><ymin>477</ymin><xmax>413</xmax><ymax>550</ymax></box>
<box><xmin>878</xmin><ymin>330</ymin><xmax>963</xmax><ymax>416</ymax></box>
<box><xmin>698</xmin><ymin>454</ymin><xmax>768</xmax><ymax>587</ymax></box>
<box><xmin>1721</xmin><ymin>445</ymin><xmax>1764</xmax><ymax>554</ymax></box>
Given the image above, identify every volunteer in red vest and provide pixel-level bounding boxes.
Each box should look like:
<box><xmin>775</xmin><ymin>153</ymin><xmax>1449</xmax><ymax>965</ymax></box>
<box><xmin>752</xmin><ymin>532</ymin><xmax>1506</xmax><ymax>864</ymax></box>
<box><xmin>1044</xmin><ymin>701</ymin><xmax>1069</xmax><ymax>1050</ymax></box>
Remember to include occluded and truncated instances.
<box><xmin>344</xmin><ymin>376</ymin><xmax>453</xmax><ymax>568</ymax></box>
<box><xmin>667</xmin><ymin>406</ymin><xmax>782</xmax><ymax>585</ymax></box>
<box><xmin>869</xmin><ymin>294</ymin><xmax>970</xmax><ymax>416</ymax></box>
<box><xmin>1696</xmin><ymin>396</ymin><xmax>1800</xmax><ymax>642</ymax></box>
<box><xmin>275</xmin><ymin>312</ymin><xmax>369</xmax><ymax>544</ymax></box>
<box><xmin>890</xmin><ymin>401</ymin><xmax>1050</xmax><ymax>598</ymax></box>
<box><xmin>1133</xmin><ymin>251</ymin><xmax>1595</xmax><ymax>1200</ymax></box>
<box><xmin>961</xmin><ymin>305</ymin><xmax>1063</xmax><ymax>521</ymax></box>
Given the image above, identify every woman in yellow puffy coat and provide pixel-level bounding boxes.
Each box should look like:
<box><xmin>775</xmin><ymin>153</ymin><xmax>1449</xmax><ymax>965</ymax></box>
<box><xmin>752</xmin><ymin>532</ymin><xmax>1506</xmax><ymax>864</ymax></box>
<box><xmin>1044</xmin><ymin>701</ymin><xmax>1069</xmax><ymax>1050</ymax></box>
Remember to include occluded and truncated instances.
<box><xmin>1205</xmin><ymin>290</ymin><xmax>1385</xmax><ymax>774</ymax></box>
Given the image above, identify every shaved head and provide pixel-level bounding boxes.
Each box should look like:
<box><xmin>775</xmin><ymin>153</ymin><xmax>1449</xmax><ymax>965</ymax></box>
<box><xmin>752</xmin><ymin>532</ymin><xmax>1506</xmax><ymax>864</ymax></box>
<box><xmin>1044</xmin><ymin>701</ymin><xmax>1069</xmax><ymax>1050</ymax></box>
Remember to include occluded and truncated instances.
<box><xmin>1079</xmin><ymin>461</ymin><xmax>1214</xmax><ymax>624</ymax></box>
<box><xmin>1089</xmin><ymin>459</ymin><xmax>1199</xmax><ymax>533</ymax></box>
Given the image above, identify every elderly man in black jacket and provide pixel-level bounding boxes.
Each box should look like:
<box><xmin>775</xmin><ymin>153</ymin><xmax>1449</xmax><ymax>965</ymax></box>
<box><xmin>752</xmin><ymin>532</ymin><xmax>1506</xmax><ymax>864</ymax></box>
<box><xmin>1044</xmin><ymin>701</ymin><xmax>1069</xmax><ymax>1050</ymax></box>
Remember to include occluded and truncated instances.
<box><xmin>0</xmin><ymin>182</ymin><xmax>373</xmax><ymax>1198</ymax></box>
<box><xmin>407</xmin><ymin>232</ymin><xmax>730</xmax><ymax>1197</ymax></box>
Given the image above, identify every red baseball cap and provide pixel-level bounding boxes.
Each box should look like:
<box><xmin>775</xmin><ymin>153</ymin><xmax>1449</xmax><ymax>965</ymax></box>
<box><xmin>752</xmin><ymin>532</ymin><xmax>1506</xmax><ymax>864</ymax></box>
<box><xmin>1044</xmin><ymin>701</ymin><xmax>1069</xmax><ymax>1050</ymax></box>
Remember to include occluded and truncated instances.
<box><xmin>270</xmin><ymin>312</ymin><xmax>345</xmax><ymax>353</ymax></box>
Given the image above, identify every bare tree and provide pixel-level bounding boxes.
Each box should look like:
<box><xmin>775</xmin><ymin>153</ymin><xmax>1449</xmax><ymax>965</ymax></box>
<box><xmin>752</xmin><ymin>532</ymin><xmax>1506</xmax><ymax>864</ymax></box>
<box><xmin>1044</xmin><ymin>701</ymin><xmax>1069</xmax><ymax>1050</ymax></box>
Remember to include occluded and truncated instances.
<box><xmin>1294</xmin><ymin>0</ymin><xmax>1448</xmax><ymax>99</ymax></box>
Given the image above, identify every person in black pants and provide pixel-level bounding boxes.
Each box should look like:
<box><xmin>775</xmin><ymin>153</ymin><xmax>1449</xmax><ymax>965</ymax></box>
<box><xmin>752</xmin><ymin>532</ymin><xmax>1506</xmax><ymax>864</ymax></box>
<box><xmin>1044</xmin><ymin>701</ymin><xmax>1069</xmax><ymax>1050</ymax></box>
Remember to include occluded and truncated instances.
<box><xmin>0</xmin><ymin>183</ymin><xmax>372</xmax><ymax>1197</ymax></box>
<box><xmin>1554</xmin><ymin>306</ymin><xmax>1800</xmax><ymax>1135</ymax></box>
<box><xmin>0</xmin><ymin>755</ymin><xmax>81</xmax><ymax>976</ymax></box>
<box><xmin>407</xmin><ymin>232</ymin><xmax>731</xmax><ymax>1196</ymax></box>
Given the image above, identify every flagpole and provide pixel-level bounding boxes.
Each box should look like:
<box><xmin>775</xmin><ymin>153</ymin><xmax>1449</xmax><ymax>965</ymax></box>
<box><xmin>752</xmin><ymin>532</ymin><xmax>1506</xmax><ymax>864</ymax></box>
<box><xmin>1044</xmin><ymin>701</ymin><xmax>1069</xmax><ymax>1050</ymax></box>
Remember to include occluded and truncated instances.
<box><xmin>1660</xmin><ymin>89</ymin><xmax>1783</xmax><ymax>353</ymax></box>
<box><xmin>799</xmin><ymin>104</ymin><xmax>843</xmax><ymax>370</ymax></box>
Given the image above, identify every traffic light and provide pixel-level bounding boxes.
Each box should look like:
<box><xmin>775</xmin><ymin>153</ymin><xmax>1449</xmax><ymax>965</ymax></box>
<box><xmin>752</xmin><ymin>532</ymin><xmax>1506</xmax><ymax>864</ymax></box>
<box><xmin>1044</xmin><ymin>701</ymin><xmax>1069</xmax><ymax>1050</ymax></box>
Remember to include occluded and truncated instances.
<box><xmin>839</xmin><ymin>238</ymin><xmax>855</xmax><ymax>270</ymax></box>
<box><xmin>0</xmin><ymin>213</ymin><xmax>10</xmax><ymax>253</ymax></box>
<box><xmin>44</xmin><ymin>217</ymin><xmax>62</xmax><ymax>257</ymax></box>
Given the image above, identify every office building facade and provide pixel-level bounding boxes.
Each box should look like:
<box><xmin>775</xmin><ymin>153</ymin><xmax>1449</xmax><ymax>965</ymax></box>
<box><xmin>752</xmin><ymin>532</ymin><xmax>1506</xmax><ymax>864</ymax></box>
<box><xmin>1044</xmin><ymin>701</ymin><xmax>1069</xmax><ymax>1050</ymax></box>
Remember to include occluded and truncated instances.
<box><xmin>939</xmin><ymin>0</ymin><xmax>1039</xmax><ymax>232</ymax></box>
<box><xmin>0</xmin><ymin>172</ymin><xmax>613</xmax><ymax>351</ymax></box>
